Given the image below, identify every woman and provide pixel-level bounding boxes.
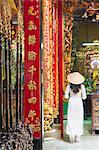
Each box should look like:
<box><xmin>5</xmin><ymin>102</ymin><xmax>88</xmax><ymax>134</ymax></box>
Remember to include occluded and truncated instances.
<box><xmin>64</xmin><ymin>72</ymin><xmax>87</xmax><ymax>143</ymax></box>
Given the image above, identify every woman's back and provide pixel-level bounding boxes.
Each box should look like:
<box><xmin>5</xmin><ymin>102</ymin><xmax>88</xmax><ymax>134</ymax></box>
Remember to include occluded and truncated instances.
<box><xmin>65</xmin><ymin>84</ymin><xmax>87</xmax><ymax>100</ymax></box>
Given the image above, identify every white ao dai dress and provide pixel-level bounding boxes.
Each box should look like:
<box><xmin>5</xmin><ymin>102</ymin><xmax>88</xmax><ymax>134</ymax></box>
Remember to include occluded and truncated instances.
<box><xmin>65</xmin><ymin>84</ymin><xmax>87</xmax><ymax>137</ymax></box>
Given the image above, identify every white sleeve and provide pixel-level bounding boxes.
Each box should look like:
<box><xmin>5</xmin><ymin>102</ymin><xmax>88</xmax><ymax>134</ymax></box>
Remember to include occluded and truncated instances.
<box><xmin>81</xmin><ymin>84</ymin><xmax>87</xmax><ymax>100</ymax></box>
<box><xmin>64</xmin><ymin>85</ymin><xmax>70</xmax><ymax>99</ymax></box>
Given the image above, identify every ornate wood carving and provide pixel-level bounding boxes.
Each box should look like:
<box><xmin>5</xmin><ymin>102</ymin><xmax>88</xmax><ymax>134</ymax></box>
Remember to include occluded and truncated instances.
<box><xmin>63</xmin><ymin>0</ymin><xmax>80</xmax><ymax>89</ymax></box>
<box><xmin>63</xmin><ymin>0</ymin><xmax>99</xmax><ymax>89</ymax></box>
<box><xmin>64</xmin><ymin>14</ymin><xmax>73</xmax><ymax>88</ymax></box>
<box><xmin>42</xmin><ymin>0</ymin><xmax>54</xmax><ymax>131</ymax></box>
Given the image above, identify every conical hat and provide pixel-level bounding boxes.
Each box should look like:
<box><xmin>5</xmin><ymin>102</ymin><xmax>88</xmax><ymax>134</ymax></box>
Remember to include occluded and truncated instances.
<box><xmin>67</xmin><ymin>72</ymin><xmax>85</xmax><ymax>85</ymax></box>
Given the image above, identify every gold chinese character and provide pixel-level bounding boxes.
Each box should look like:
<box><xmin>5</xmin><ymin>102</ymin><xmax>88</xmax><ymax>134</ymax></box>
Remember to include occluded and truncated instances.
<box><xmin>30</xmin><ymin>0</ymin><xmax>39</xmax><ymax>2</ymax></box>
<box><xmin>28</xmin><ymin>21</ymin><xmax>37</xmax><ymax>31</ymax></box>
<box><xmin>33</xmin><ymin>125</ymin><xmax>37</xmax><ymax>132</ymax></box>
<box><xmin>27</xmin><ymin>80</ymin><xmax>36</xmax><ymax>91</ymax></box>
<box><xmin>28</xmin><ymin>110</ymin><xmax>36</xmax><ymax>121</ymax></box>
<box><xmin>28</xmin><ymin>51</ymin><xmax>37</xmax><ymax>61</ymax></box>
<box><xmin>28</xmin><ymin>65</ymin><xmax>36</xmax><ymax>76</ymax></box>
<box><xmin>28</xmin><ymin>6</ymin><xmax>36</xmax><ymax>16</ymax></box>
<box><xmin>28</xmin><ymin>97</ymin><xmax>37</xmax><ymax>104</ymax></box>
<box><xmin>28</xmin><ymin>35</ymin><xmax>36</xmax><ymax>45</ymax></box>
<box><xmin>30</xmin><ymin>124</ymin><xmax>35</xmax><ymax>131</ymax></box>
<box><xmin>36</xmin><ymin>127</ymin><xmax>40</xmax><ymax>132</ymax></box>
<box><xmin>25</xmin><ymin>118</ymin><xmax>30</xmax><ymax>125</ymax></box>
<box><xmin>35</xmin><ymin>117</ymin><xmax>40</xmax><ymax>124</ymax></box>
<box><xmin>34</xmin><ymin>128</ymin><xmax>37</xmax><ymax>132</ymax></box>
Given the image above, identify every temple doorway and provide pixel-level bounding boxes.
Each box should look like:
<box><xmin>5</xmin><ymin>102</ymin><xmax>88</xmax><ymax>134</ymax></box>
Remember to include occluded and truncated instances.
<box><xmin>63</xmin><ymin>4</ymin><xmax>99</xmax><ymax>139</ymax></box>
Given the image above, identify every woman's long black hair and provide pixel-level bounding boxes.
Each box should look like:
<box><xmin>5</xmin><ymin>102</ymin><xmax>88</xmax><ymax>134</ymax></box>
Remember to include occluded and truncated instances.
<box><xmin>70</xmin><ymin>83</ymin><xmax>81</xmax><ymax>94</ymax></box>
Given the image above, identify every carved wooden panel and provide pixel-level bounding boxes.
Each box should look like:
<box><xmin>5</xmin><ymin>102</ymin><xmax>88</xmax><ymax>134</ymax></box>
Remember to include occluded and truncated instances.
<box><xmin>92</xmin><ymin>94</ymin><xmax>99</xmax><ymax>132</ymax></box>
<box><xmin>64</xmin><ymin>14</ymin><xmax>73</xmax><ymax>89</ymax></box>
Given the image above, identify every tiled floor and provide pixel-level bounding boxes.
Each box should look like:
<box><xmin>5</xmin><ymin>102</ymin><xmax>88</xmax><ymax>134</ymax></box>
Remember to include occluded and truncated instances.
<box><xmin>56</xmin><ymin>136</ymin><xmax>99</xmax><ymax>150</ymax></box>
<box><xmin>43</xmin><ymin>119</ymin><xmax>99</xmax><ymax>150</ymax></box>
<box><xmin>43</xmin><ymin>136</ymin><xmax>99</xmax><ymax>150</ymax></box>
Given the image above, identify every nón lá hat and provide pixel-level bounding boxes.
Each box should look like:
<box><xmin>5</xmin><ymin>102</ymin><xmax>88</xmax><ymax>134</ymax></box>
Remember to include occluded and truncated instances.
<box><xmin>67</xmin><ymin>72</ymin><xmax>85</xmax><ymax>85</ymax></box>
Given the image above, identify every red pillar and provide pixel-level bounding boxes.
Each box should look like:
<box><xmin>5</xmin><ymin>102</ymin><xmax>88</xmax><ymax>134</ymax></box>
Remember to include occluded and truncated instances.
<box><xmin>52</xmin><ymin>0</ymin><xmax>59</xmax><ymax>121</ymax></box>
<box><xmin>58</xmin><ymin>0</ymin><xmax>64</xmax><ymax>138</ymax></box>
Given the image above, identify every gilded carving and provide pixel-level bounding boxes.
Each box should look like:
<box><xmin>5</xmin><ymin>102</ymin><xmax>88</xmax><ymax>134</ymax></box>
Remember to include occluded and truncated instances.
<box><xmin>64</xmin><ymin>1</ymin><xmax>74</xmax><ymax>89</ymax></box>
<box><xmin>42</xmin><ymin>0</ymin><xmax>54</xmax><ymax>131</ymax></box>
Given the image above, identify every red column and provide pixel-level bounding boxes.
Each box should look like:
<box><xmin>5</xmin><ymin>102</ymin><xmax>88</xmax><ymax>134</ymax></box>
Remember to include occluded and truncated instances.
<box><xmin>58</xmin><ymin>0</ymin><xmax>64</xmax><ymax>138</ymax></box>
<box><xmin>52</xmin><ymin>0</ymin><xmax>59</xmax><ymax>119</ymax></box>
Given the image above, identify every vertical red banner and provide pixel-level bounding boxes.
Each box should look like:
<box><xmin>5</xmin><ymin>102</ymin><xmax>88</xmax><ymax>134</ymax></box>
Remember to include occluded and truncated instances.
<box><xmin>24</xmin><ymin>0</ymin><xmax>41</xmax><ymax>138</ymax></box>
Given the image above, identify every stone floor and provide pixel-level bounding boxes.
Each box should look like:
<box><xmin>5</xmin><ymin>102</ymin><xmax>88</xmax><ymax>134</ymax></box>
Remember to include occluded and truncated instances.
<box><xmin>43</xmin><ymin>135</ymin><xmax>99</xmax><ymax>150</ymax></box>
<box><xmin>43</xmin><ymin>119</ymin><xmax>99</xmax><ymax>150</ymax></box>
<box><xmin>56</xmin><ymin>136</ymin><xmax>99</xmax><ymax>150</ymax></box>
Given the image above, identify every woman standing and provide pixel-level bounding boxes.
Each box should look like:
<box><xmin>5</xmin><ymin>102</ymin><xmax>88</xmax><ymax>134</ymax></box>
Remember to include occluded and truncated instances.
<box><xmin>64</xmin><ymin>72</ymin><xmax>87</xmax><ymax>143</ymax></box>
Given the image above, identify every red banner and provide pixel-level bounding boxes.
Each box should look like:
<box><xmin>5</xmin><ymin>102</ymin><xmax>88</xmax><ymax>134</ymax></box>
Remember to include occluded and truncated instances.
<box><xmin>24</xmin><ymin>0</ymin><xmax>41</xmax><ymax>138</ymax></box>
